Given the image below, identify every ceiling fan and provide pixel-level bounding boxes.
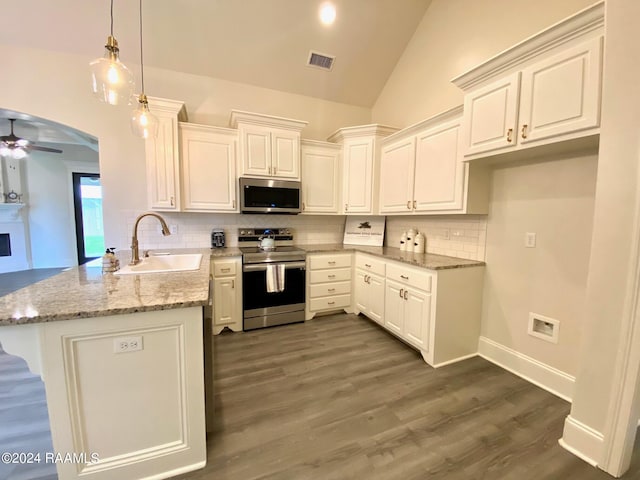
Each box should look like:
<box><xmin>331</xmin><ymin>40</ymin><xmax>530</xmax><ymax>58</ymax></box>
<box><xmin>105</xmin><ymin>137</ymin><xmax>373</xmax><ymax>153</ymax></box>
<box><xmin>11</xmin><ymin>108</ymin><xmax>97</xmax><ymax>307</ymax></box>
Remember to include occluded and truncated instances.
<box><xmin>0</xmin><ymin>118</ymin><xmax>63</xmax><ymax>159</ymax></box>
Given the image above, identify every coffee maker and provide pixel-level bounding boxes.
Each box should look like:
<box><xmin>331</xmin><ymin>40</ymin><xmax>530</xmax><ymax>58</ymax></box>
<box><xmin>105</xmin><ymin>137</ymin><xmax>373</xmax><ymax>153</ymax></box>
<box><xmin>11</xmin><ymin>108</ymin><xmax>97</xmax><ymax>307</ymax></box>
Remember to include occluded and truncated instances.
<box><xmin>211</xmin><ymin>229</ymin><xmax>225</xmax><ymax>248</ymax></box>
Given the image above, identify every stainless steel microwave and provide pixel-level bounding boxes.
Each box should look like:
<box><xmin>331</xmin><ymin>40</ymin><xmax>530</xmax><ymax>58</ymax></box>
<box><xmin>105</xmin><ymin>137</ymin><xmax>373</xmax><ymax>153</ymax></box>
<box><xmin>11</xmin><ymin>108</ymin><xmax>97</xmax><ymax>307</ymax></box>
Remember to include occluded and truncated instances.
<box><xmin>239</xmin><ymin>177</ymin><xmax>301</xmax><ymax>214</ymax></box>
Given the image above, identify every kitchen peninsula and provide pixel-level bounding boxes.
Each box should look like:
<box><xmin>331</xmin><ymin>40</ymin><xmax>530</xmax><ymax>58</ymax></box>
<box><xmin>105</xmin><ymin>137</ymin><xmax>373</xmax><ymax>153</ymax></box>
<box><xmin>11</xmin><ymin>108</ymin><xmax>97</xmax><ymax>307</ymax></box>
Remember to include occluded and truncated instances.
<box><xmin>0</xmin><ymin>250</ymin><xmax>212</xmax><ymax>480</ymax></box>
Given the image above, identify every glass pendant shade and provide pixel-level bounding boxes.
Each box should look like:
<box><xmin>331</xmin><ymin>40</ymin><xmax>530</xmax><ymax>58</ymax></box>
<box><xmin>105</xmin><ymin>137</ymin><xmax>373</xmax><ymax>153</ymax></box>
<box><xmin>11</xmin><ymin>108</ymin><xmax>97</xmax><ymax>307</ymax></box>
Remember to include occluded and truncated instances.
<box><xmin>131</xmin><ymin>94</ymin><xmax>158</xmax><ymax>139</ymax></box>
<box><xmin>90</xmin><ymin>36</ymin><xmax>134</xmax><ymax>106</ymax></box>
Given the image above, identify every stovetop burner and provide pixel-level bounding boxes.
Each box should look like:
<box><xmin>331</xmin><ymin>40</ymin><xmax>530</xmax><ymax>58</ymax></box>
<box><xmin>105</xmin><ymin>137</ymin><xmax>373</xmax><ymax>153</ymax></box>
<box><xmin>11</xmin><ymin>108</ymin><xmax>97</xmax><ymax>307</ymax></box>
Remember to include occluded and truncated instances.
<box><xmin>238</xmin><ymin>228</ymin><xmax>306</xmax><ymax>264</ymax></box>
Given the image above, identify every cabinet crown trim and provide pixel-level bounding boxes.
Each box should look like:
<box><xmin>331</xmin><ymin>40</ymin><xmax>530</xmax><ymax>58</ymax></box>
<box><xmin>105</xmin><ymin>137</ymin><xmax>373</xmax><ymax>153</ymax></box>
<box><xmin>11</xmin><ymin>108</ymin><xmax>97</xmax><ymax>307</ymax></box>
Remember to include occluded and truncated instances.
<box><xmin>229</xmin><ymin>110</ymin><xmax>308</xmax><ymax>131</ymax></box>
<box><xmin>301</xmin><ymin>139</ymin><xmax>342</xmax><ymax>149</ymax></box>
<box><xmin>381</xmin><ymin>106</ymin><xmax>463</xmax><ymax>145</ymax></box>
<box><xmin>327</xmin><ymin>124</ymin><xmax>400</xmax><ymax>143</ymax></box>
<box><xmin>451</xmin><ymin>1</ymin><xmax>604</xmax><ymax>91</ymax></box>
<box><xmin>179</xmin><ymin>122</ymin><xmax>238</xmax><ymax>136</ymax></box>
<box><xmin>147</xmin><ymin>96</ymin><xmax>188</xmax><ymax>121</ymax></box>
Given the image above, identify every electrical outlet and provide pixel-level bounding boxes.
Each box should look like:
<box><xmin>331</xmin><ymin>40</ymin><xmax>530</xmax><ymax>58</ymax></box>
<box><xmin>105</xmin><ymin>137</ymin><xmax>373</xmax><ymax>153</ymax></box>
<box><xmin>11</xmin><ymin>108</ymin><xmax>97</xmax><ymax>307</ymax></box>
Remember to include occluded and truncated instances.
<box><xmin>528</xmin><ymin>313</ymin><xmax>559</xmax><ymax>344</ymax></box>
<box><xmin>525</xmin><ymin>232</ymin><xmax>536</xmax><ymax>248</ymax></box>
<box><xmin>113</xmin><ymin>336</ymin><xmax>143</xmax><ymax>353</ymax></box>
<box><xmin>451</xmin><ymin>229</ymin><xmax>463</xmax><ymax>237</ymax></box>
<box><xmin>170</xmin><ymin>224</ymin><xmax>178</xmax><ymax>234</ymax></box>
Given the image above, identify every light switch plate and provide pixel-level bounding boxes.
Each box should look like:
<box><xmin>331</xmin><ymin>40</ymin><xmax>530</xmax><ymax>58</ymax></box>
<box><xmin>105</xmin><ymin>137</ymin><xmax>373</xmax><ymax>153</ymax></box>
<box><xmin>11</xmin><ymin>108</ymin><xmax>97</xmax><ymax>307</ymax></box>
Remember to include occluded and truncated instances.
<box><xmin>525</xmin><ymin>232</ymin><xmax>536</xmax><ymax>248</ymax></box>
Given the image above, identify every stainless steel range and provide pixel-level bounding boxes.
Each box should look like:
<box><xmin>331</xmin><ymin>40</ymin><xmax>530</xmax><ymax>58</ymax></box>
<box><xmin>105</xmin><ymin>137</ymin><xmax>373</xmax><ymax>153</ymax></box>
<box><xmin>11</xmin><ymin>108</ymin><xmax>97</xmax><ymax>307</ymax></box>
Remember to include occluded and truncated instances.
<box><xmin>238</xmin><ymin>228</ymin><xmax>306</xmax><ymax>330</ymax></box>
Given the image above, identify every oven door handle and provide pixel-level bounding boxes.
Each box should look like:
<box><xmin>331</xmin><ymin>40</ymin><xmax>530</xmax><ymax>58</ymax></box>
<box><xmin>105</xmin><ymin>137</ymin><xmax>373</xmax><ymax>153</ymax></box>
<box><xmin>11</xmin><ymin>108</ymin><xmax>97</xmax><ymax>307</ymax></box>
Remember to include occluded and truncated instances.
<box><xmin>243</xmin><ymin>261</ymin><xmax>306</xmax><ymax>272</ymax></box>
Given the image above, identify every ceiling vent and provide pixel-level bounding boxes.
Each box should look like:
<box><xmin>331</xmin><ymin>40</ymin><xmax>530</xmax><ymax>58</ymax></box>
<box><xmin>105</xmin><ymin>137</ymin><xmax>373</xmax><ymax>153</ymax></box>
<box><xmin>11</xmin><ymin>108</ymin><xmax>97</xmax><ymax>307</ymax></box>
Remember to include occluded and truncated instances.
<box><xmin>307</xmin><ymin>51</ymin><xmax>335</xmax><ymax>71</ymax></box>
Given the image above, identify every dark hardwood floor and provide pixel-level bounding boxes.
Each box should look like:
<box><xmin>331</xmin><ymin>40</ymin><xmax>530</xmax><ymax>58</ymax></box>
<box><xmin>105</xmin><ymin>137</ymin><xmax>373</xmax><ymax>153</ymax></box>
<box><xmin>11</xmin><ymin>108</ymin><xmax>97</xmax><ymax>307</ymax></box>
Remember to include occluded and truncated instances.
<box><xmin>0</xmin><ymin>346</ymin><xmax>57</xmax><ymax>480</ymax></box>
<box><xmin>175</xmin><ymin>313</ymin><xmax>640</xmax><ymax>480</ymax></box>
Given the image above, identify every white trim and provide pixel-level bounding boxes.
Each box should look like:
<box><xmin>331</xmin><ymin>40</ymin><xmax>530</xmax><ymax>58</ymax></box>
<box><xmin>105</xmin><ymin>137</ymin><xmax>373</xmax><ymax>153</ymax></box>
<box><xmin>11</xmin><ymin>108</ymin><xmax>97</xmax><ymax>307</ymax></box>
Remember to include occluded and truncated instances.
<box><xmin>431</xmin><ymin>352</ymin><xmax>478</xmax><ymax>369</ymax></box>
<box><xmin>478</xmin><ymin>336</ymin><xmax>575</xmax><ymax>402</ymax></box>
<box><xmin>559</xmin><ymin>415</ymin><xmax>604</xmax><ymax>467</ymax></box>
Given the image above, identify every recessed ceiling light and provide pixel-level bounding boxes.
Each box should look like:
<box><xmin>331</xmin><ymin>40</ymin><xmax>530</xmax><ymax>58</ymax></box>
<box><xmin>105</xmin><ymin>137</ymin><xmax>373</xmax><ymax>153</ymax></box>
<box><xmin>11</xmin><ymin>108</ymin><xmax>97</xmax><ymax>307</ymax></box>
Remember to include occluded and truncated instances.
<box><xmin>319</xmin><ymin>2</ymin><xmax>336</xmax><ymax>25</ymax></box>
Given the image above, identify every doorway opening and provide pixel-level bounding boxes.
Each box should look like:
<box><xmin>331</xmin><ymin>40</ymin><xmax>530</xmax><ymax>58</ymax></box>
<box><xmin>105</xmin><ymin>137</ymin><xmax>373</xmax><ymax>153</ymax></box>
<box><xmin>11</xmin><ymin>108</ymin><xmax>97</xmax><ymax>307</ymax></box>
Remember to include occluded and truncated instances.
<box><xmin>72</xmin><ymin>173</ymin><xmax>105</xmax><ymax>265</ymax></box>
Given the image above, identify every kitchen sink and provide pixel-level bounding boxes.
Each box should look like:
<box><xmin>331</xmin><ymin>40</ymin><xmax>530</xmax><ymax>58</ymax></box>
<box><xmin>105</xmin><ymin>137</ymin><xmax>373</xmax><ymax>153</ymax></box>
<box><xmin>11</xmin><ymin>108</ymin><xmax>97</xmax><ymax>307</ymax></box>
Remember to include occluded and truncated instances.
<box><xmin>114</xmin><ymin>253</ymin><xmax>203</xmax><ymax>275</ymax></box>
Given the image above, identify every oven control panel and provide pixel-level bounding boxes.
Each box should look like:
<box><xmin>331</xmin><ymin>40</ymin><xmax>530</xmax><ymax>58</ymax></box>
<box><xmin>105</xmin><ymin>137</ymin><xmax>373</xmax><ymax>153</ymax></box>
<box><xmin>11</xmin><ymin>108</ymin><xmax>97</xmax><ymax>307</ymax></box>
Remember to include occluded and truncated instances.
<box><xmin>238</xmin><ymin>228</ymin><xmax>293</xmax><ymax>242</ymax></box>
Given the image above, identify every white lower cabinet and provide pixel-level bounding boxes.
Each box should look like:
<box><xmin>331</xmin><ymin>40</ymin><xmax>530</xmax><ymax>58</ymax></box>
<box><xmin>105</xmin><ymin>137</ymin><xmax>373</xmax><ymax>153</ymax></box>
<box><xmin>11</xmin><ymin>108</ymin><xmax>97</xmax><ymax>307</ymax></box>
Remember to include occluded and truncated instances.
<box><xmin>306</xmin><ymin>253</ymin><xmax>353</xmax><ymax>320</ymax></box>
<box><xmin>355</xmin><ymin>252</ymin><xmax>484</xmax><ymax>367</ymax></box>
<box><xmin>212</xmin><ymin>257</ymin><xmax>242</xmax><ymax>334</ymax></box>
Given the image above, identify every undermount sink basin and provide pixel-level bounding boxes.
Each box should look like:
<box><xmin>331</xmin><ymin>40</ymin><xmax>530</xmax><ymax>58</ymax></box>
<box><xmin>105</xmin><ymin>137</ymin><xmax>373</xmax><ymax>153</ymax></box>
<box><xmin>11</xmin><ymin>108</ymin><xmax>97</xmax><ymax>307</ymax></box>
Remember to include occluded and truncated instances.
<box><xmin>114</xmin><ymin>253</ymin><xmax>203</xmax><ymax>275</ymax></box>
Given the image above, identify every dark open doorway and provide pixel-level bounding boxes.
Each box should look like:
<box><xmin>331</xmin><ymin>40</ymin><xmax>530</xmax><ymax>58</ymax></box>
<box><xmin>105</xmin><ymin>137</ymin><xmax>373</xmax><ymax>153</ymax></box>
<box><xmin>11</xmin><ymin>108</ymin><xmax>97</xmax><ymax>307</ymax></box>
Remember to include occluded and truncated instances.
<box><xmin>72</xmin><ymin>173</ymin><xmax>105</xmax><ymax>265</ymax></box>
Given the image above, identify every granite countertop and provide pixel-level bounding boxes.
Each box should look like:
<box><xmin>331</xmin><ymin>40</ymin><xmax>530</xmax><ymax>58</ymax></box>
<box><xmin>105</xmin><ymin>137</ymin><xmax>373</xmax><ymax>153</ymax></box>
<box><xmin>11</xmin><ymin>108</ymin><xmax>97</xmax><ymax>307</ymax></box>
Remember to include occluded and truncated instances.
<box><xmin>0</xmin><ymin>249</ymin><xmax>212</xmax><ymax>327</ymax></box>
<box><xmin>210</xmin><ymin>247</ymin><xmax>243</xmax><ymax>257</ymax></box>
<box><xmin>298</xmin><ymin>244</ymin><xmax>485</xmax><ymax>270</ymax></box>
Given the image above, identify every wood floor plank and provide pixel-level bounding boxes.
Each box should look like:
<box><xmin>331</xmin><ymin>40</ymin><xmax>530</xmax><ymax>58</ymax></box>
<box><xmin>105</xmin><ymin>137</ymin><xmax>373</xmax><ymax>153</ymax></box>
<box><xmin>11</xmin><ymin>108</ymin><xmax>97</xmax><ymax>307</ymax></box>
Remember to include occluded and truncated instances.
<box><xmin>174</xmin><ymin>313</ymin><xmax>640</xmax><ymax>480</ymax></box>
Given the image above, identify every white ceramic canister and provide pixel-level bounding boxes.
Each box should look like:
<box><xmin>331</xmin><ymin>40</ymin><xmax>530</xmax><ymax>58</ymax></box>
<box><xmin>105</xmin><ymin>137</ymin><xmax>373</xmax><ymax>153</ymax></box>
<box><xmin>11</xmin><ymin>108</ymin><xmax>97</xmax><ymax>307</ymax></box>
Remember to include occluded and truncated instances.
<box><xmin>406</xmin><ymin>228</ymin><xmax>417</xmax><ymax>248</ymax></box>
<box><xmin>400</xmin><ymin>231</ymin><xmax>408</xmax><ymax>251</ymax></box>
<box><xmin>414</xmin><ymin>232</ymin><xmax>426</xmax><ymax>253</ymax></box>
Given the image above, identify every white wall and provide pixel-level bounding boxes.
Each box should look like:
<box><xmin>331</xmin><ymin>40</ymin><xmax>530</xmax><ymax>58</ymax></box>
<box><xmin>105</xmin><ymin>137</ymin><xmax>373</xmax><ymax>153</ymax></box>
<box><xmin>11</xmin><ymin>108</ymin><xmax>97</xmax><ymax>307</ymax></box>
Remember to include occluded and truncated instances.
<box><xmin>0</xmin><ymin>45</ymin><xmax>371</xmax><ymax>253</ymax></box>
<box><xmin>24</xmin><ymin>145</ymin><xmax>98</xmax><ymax>268</ymax></box>
<box><xmin>482</xmin><ymin>152</ymin><xmax>597</xmax><ymax>376</ymax></box>
<box><xmin>372</xmin><ymin>0</ymin><xmax>596</xmax><ymax>127</ymax></box>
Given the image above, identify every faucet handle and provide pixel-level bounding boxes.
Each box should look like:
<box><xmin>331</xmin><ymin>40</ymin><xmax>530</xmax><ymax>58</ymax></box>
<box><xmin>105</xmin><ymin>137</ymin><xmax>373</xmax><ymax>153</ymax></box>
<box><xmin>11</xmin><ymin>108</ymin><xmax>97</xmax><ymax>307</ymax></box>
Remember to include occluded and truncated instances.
<box><xmin>143</xmin><ymin>250</ymin><xmax>150</xmax><ymax>258</ymax></box>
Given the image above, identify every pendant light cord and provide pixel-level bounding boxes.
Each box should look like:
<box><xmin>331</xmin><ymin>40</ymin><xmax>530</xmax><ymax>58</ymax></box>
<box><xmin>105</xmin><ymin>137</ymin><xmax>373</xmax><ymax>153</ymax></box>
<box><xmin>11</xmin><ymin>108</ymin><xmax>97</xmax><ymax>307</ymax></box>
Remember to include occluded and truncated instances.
<box><xmin>110</xmin><ymin>0</ymin><xmax>114</xmax><ymax>36</ymax></box>
<box><xmin>139</xmin><ymin>0</ymin><xmax>145</xmax><ymax>94</ymax></box>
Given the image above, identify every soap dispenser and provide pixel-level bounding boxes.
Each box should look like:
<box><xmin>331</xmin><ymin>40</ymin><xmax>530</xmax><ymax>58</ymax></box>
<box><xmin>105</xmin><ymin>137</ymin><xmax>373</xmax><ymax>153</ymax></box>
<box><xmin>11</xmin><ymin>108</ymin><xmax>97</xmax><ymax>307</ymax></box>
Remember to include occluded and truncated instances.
<box><xmin>102</xmin><ymin>248</ymin><xmax>120</xmax><ymax>273</ymax></box>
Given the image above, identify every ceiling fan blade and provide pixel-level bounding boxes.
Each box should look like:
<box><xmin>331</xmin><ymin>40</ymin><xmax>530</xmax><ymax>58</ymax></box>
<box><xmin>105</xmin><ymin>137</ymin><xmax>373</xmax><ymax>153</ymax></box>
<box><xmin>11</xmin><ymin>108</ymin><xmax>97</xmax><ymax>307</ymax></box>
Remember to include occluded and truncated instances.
<box><xmin>30</xmin><ymin>145</ymin><xmax>63</xmax><ymax>154</ymax></box>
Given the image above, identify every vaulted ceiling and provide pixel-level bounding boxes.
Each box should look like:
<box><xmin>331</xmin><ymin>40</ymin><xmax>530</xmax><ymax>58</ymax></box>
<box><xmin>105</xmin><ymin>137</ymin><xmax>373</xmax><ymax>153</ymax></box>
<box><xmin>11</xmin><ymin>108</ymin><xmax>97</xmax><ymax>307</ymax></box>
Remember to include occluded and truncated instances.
<box><xmin>0</xmin><ymin>0</ymin><xmax>432</xmax><ymax>107</ymax></box>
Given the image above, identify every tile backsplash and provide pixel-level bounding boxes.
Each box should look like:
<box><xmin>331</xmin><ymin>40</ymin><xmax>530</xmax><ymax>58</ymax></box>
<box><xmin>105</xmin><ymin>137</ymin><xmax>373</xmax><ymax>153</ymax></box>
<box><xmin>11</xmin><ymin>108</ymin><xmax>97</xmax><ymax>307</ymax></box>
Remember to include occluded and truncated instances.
<box><xmin>119</xmin><ymin>212</ymin><xmax>347</xmax><ymax>250</ymax></box>
<box><xmin>119</xmin><ymin>212</ymin><xmax>487</xmax><ymax>261</ymax></box>
<box><xmin>384</xmin><ymin>215</ymin><xmax>487</xmax><ymax>261</ymax></box>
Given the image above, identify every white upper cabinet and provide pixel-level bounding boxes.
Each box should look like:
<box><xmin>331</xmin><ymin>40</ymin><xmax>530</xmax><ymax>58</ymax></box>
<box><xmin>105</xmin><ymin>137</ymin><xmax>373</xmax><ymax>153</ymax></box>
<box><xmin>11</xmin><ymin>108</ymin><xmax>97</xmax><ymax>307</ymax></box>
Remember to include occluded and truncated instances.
<box><xmin>379</xmin><ymin>108</ymin><xmax>485</xmax><ymax>215</ymax></box>
<box><xmin>300</xmin><ymin>140</ymin><xmax>341</xmax><ymax>214</ymax></box>
<box><xmin>145</xmin><ymin>97</ymin><xmax>187</xmax><ymax>211</ymax></box>
<box><xmin>230</xmin><ymin>110</ymin><xmax>307</xmax><ymax>180</ymax></box>
<box><xmin>180</xmin><ymin>123</ymin><xmax>238</xmax><ymax>212</ymax></box>
<box><xmin>453</xmin><ymin>2</ymin><xmax>604</xmax><ymax>160</ymax></box>
<box><xmin>328</xmin><ymin>124</ymin><xmax>398</xmax><ymax>215</ymax></box>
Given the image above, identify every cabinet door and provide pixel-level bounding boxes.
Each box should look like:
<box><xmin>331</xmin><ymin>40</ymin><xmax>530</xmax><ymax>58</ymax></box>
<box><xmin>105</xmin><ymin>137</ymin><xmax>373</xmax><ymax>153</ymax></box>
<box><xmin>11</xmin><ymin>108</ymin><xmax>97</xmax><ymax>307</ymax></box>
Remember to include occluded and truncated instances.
<box><xmin>271</xmin><ymin>129</ymin><xmax>300</xmax><ymax>179</ymax></box>
<box><xmin>181</xmin><ymin>127</ymin><xmax>237</xmax><ymax>212</ymax></box>
<box><xmin>519</xmin><ymin>36</ymin><xmax>602</xmax><ymax>145</ymax></box>
<box><xmin>414</xmin><ymin>122</ymin><xmax>464</xmax><ymax>212</ymax></box>
<box><xmin>146</xmin><ymin>114</ymin><xmax>180</xmax><ymax>210</ymax></box>
<box><xmin>462</xmin><ymin>72</ymin><xmax>520</xmax><ymax>157</ymax></box>
<box><xmin>403</xmin><ymin>287</ymin><xmax>431</xmax><ymax>351</ymax></box>
<box><xmin>343</xmin><ymin>137</ymin><xmax>374</xmax><ymax>213</ymax></box>
<box><xmin>379</xmin><ymin>137</ymin><xmax>415</xmax><ymax>213</ymax></box>
<box><xmin>354</xmin><ymin>269</ymin><xmax>369</xmax><ymax>314</ymax></box>
<box><xmin>301</xmin><ymin>144</ymin><xmax>340</xmax><ymax>213</ymax></box>
<box><xmin>213</xmin><ymin>277</ymin><xmax>236</xmax><ymax>326</ymax></box>
<box><xmin>384</xmin><ymin>280</ymin><xmax>404</xmax><ymax>335</ymax></box>
<box><xmin>368</xmin><ymin>273</ymin><xmax>385</xmax><ymax>326</ymax></box>
<box><xmin>239</xmin><ymin>125</ymin><xmax>271</xmax><ymax>177</ymax></box>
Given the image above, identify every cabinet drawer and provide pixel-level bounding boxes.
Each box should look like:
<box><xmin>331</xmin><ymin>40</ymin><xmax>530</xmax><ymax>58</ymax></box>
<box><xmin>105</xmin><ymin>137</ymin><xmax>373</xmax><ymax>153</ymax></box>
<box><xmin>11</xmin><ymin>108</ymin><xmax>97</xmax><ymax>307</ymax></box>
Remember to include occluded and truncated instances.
<box><xmin>309</xmin><ymin>254</ymin><xmax>352</xmax><ymax>270</ymax></box>
<box><xmin>386</xmin><ymin>262</ymin><xmax>433</xmax><ymax>292</ymax></box>
<box><xmin>213</xmin><ymin>261</ymin><xmax>236</xmax><ymax>276</ymax></box>
<box><xmin>310</xmin><ymin>281</ymin><xmax>351</xmax><ymax>299</ymax></box>
<box><xmin>355</xmin><ymin>254</ymin><xmax>385</xmax><ymax>276</ymax></box>
<box><xmin>309</xmin><ymin>294</ymin><xmax>351</xmax><ymax>312</ymax></box>
<box><xmin>310</xmin><ymin>268</ymin><xmax>351</xmax><ymax>284</ymax></box>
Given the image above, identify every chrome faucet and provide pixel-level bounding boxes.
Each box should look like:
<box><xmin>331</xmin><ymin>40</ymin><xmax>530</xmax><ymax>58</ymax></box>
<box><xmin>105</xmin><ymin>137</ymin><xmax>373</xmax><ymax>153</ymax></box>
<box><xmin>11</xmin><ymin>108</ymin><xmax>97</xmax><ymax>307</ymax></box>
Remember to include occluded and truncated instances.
<box><xmin>130</xmin><ymin>212</ymin><xmax>171</xmax><ymax>265</ymax></box>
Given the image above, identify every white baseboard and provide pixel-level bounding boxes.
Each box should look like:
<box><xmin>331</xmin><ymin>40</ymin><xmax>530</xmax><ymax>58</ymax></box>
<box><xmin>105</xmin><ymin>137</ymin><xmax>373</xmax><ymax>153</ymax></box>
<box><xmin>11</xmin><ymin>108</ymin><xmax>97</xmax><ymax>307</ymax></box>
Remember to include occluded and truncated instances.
<box><xmin>559</xmin><ymin>415</ymin><xmax>604</xmax><ymax>467</ymax></box>
<box><xmin>478</xmin><ymin>336</ymin><xmax>575</xmax><ymax>402</ymax></box>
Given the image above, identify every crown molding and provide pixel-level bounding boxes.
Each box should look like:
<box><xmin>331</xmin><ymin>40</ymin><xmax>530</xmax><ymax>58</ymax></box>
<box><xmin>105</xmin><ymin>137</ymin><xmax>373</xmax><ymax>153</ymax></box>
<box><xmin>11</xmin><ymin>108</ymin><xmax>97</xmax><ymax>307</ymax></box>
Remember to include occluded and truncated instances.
<box><xmin>229</xmin><ymin>110</ymin><xmax>308</xmax><ymax>131</ymax></box>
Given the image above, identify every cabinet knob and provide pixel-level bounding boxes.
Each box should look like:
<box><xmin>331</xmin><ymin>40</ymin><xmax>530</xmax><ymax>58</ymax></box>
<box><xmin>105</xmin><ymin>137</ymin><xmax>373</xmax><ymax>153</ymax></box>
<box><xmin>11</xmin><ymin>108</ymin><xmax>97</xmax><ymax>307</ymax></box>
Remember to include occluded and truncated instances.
<box><xmin>506</xmin><ymin>128</ymin><xmax>513</xmax><ymax>143</ymax></box>
<box><xmin>328</xmin><ymin>288</ymin><xmax>336</xmax><ymax>292</ymax></box>
<box><xmin>302</xmin><ymin>202</ymin><xmax>306</xmax><ymax>211</ymax></box>
<box><xmin>521</xmin><ymin>124</ymin><xmax>528</xmax><ymax>139</ymax></box>
<box><xmin>399</xmin><ymin>288</ymin><xmax>404</xmax><ymax>298</ymax></box>
<box><xmin>328</xmin><ymin>261</ymin><xmax>336</xmax><ymax>265</ymax></box>
<box><xmin>328</xmin><ymin>301</ymin><xmax>335</xmax><ymax>306</ymax></box>
<box><xmin>400</xmin><ymin>275</ymin><xmax>409</xmax><ymax>280</ymax></box>
<box><xmin>403</xmin><ymin>290</ymin><xmax>408</xmax><ymax>300</ymax></box>
<box><xmin>170</xmin><ymin>196</ymin><xmax>175</xmax><ymax>207</ymax></box>
<box><xmin>231</xmin><ymin>280</ymin><xmax>235</xmax><ymax>289</ymax></box>
<box><xmin>345</xmin><ymin>204</ymin><xmax>348</xmax><ymax>212</ymax></box>
<box><xmin>274</xmin><ymin>166</ymin><xmax>277</xmax><ymax>174</ymax></box>
<box><xmin>364</xmin><ymin>263</ymin><xmax>371</xmax><ymax>268</ymax></box>
<box><xmin>407</xmin><ymin>201</ymin><xmax>411</xmax><ymax>210</ymax></box>
<box><xmin>328</xmin><ymin>274</ymin><xmax>336</xmax><ymax>278</ymax></box>
<box><xmin>413</xmin><ymin>200</ymin><xmax>417</xmax><ymax>210</ymax></box>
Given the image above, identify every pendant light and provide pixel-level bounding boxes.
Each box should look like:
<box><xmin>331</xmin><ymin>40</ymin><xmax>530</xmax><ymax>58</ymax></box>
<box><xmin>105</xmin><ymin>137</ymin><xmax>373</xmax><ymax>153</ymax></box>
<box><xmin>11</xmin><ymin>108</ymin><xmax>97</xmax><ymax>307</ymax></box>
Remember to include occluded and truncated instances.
<box><xmin>89</xmin><ymin>0</ymin><xmax>134</xmax><ymax>106</ymax></box>
<box><xmin>131</xmin><ymin>0</ymin><xmax>158</xmax><ymax>139</ymax></box>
